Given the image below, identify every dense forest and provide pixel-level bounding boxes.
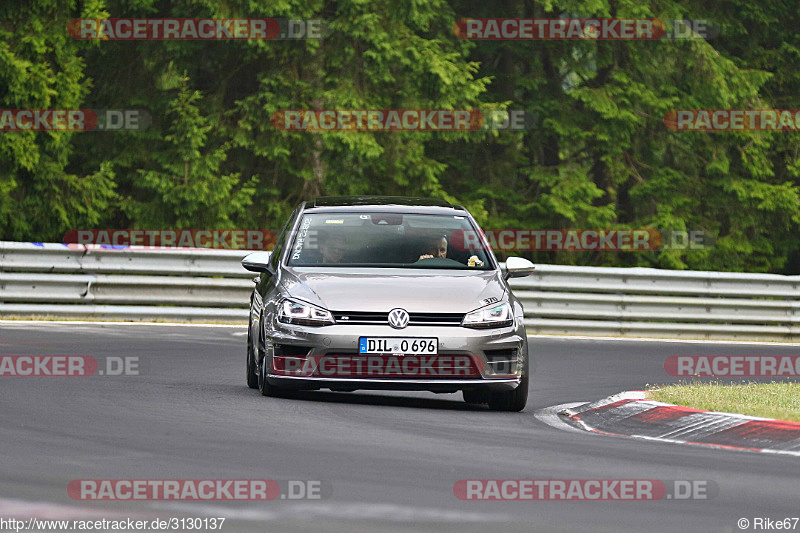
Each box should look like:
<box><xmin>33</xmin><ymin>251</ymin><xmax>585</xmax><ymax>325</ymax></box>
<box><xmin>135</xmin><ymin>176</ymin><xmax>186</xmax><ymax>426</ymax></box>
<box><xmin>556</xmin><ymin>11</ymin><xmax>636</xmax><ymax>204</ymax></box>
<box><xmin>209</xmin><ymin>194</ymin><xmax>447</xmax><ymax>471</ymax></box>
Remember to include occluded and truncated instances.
<box><xmin>2</xmin><ymin>0</ymin><xmax>800</xmax><ymax>272</ymax></box>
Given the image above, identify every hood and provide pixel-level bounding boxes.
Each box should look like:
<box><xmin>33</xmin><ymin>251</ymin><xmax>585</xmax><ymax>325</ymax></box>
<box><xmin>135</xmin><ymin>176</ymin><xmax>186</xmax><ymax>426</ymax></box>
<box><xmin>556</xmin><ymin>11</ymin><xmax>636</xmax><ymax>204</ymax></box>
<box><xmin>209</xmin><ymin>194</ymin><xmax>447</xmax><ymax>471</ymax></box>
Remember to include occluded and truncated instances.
<box><xmin>279</xmin><ymin>268</ymin><xmax>506</xmax><ymax>313</ymax></box>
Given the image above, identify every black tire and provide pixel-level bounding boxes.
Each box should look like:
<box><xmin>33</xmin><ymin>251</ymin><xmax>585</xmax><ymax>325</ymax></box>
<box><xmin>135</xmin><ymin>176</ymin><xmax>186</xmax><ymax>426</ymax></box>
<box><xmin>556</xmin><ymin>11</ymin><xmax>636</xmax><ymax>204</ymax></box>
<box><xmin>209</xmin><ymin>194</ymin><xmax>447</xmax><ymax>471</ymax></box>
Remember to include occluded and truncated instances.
<box><xmin>487</xmin><ymin>352</ymin><xmax>530</xmax><ymax>412</ymax></box>
<box><xmin>257</xmin><ymin>354</ymin><xmax>274</xmax><ymax>396</ymax></box>
<box><xmin>256</xmin><ymin>327</ymin><xmax>291</xmax><ymax>398</ymax></box>
<box><xmin>462</xmin><ymin>389</ymin><xmax>489</xmax><ymax>405</ymax></box>
<box><xmin>487</xmin><ymin>372</ymin><xmax>528</xmax><ymax>411</ymax></box>
<box><xmin>246</xmin><ymin>327</ymin><xmax>258</xmax><ymax>389</ymax></box>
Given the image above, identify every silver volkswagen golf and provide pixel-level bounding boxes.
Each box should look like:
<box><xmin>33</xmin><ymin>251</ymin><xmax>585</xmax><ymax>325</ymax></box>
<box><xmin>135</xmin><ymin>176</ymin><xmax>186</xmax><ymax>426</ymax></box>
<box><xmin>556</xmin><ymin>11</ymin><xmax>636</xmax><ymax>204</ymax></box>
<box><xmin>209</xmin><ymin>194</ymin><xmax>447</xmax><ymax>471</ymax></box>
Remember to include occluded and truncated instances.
<box><xmin>241</xmin><ymin>196</ymin><xmax>534</xmax><ymax>411</ymax></box>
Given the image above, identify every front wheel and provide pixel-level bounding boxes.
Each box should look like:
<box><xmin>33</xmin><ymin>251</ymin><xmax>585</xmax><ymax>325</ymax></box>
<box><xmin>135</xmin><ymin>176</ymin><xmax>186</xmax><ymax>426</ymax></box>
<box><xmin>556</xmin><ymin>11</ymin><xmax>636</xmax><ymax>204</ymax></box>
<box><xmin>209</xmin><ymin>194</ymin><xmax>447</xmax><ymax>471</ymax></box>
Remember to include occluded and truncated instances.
<box><xmin>487</xmin><ymin>369</ymin><xmax>529</xmax><ymax>412</ymax></box>
<box><xmin>246</xmin><ymin>327</ymin><xmax>258</xmax><ymax>389</ymax></box>
<box><xmin>462</xmin><ymin>389</ymin><xmax>489</xmax><ymax>405</ymax></box>
<box><xmin>256</xmin><ymin>330</ymin><xmax>292</xmax><ymax>398</ymax></box>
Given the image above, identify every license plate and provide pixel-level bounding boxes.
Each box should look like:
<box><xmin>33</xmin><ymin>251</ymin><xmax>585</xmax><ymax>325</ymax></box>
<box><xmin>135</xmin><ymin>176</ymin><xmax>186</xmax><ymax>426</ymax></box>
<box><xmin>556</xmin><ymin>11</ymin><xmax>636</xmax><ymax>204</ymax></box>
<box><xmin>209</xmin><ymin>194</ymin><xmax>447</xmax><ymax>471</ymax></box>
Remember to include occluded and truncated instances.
<box><xmin>359</xmin><ymin>337</ymin><xmax>438</xmax><ymax>355</ymax></box>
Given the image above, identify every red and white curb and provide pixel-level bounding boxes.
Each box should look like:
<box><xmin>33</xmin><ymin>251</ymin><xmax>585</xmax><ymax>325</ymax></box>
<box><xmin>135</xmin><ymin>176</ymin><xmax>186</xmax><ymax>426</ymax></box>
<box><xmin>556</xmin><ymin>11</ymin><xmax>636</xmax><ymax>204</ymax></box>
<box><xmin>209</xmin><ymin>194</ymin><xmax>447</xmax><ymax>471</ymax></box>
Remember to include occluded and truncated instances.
<box><xmin>556</xmin><ymin>391</ymin><xmax>800</xmax><ymax>457</ymax></box>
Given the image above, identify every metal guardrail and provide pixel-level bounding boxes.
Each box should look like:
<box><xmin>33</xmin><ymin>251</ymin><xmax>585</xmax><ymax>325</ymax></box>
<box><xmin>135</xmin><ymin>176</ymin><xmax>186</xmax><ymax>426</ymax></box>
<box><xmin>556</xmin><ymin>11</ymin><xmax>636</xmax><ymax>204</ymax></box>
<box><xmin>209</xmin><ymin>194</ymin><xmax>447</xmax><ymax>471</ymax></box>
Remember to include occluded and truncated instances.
<box><xmin>2</xmin><ymin>242</ymin><xmax>800</xmax><ymax>340</ymax></box>
<box><xmin>0</xmin><ymin>243</ymin><xmax>251</xmax><ymax>322</ymax></box>
<box><xmin>0</xmin><ymin>241</ymin><xmax>249</xmax><ymax>277</ymax></box>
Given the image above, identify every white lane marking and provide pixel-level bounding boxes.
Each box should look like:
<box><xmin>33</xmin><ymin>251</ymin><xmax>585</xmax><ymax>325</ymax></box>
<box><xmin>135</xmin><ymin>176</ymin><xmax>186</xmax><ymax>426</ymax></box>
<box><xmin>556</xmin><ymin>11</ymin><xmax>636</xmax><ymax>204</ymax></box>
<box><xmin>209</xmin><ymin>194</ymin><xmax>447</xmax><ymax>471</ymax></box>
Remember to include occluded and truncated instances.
<box><xmin>0</xmin><ymin>497</ymin><xmax>508</xmax><ymax>524</ymax></box>
<box><xmin>528</xmin><ymin>334</ymin><xmax>800</xmax><ymax>347</ymax></box>
<box><xmin>153</xmin><ymin>502</ymin><xmax>509</xmax><ymax>523</ymax></box>
<box><xmin>0</xmin><ymin>497</ymin><xmax>149</xmax><ymax>519</ymax></box>
<box><xmin>532</xmin><ymin>402</ymin><xmax>588</xmax><ymax>434</ymax></box>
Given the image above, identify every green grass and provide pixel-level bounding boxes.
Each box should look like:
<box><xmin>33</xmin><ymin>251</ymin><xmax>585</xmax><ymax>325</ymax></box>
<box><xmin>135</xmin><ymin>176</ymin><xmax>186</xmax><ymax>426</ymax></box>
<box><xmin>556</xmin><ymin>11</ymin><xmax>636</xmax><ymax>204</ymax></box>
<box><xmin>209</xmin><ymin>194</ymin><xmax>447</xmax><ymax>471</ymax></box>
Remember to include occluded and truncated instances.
<box><xmin>647</xmin><ymin>381</ymin><xmax>800</xmax><ymax>423</ymax></box>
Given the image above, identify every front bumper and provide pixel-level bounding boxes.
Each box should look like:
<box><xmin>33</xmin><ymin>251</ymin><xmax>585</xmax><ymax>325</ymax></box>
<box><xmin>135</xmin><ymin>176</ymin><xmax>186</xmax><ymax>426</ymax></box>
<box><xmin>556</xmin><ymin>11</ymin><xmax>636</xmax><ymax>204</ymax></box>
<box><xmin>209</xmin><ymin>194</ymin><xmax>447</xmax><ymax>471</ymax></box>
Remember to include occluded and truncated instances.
<box><xmin>267</xmin><ymin>375</ymin><xmax>520</xmax><ymax>393</ymax></box>
<box><xmin>262</xmin><ymin>320</ymin><xmax>527</xmax><ymax>392</ymax></box>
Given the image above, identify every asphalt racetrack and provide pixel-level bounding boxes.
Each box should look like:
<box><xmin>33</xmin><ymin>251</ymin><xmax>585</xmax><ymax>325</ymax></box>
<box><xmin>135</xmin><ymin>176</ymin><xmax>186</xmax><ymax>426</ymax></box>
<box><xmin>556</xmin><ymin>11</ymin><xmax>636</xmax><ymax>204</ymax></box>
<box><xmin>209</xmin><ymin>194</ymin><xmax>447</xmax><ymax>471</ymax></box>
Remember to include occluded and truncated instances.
<box><xmin>0</xmin><ymin>322</ymin><xmax>798</xmax><ymax>532</ymax></box>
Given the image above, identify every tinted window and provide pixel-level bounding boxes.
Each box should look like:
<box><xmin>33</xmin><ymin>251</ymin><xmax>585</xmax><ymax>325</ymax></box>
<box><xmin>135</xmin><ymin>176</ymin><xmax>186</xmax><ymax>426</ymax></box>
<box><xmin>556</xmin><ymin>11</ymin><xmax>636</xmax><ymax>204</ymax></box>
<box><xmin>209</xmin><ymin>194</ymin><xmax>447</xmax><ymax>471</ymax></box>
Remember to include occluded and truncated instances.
<box><xmin>287</xmin><ymin>212</ymin><xmax>493</xmax><ymax>270</ymax></box>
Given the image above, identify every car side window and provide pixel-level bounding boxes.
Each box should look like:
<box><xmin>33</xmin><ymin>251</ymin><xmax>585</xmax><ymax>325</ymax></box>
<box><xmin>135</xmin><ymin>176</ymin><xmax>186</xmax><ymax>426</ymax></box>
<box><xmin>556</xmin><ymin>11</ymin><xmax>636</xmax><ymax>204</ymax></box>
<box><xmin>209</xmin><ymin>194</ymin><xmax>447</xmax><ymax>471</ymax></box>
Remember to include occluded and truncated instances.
<box><xmin>269</xmin><ymin>208</ymin><xmax>299</xmax><ymax>270</ymax></box>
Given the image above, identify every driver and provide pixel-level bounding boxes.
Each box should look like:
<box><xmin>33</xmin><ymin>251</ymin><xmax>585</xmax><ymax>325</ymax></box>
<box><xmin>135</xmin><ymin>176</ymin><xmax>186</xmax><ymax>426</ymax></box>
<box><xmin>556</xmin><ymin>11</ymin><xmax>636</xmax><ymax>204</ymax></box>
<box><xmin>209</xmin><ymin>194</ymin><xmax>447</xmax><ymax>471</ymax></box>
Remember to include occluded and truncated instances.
<box><xmin>418</xmin><ymin>235</ymin><xmax>448</xmax><ymax>261</ymax></box>
<box><xmin>319</xmin><ymin>232</ymin><xmax>347</xmax><ymax>263</ymax></box>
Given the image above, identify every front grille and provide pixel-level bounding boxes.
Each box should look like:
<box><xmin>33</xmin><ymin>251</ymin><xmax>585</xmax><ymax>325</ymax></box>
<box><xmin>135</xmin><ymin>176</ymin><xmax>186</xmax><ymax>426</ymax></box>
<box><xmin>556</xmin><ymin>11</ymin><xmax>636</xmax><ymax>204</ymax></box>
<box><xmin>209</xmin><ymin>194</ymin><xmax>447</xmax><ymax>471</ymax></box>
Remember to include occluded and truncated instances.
<box><xmin>332</xmin><ymin>311</ymin><xmax>464</xmax><ymax>326</ymax></box>
<box><xmin>331</xmin><ymin>312</ymin><xmax>386</xmax><ymax>325</ymax></box>
<box><xmin>409</xmin><ymin>313</ymin><xmax>465</xmax><ymax>326</ymax></box>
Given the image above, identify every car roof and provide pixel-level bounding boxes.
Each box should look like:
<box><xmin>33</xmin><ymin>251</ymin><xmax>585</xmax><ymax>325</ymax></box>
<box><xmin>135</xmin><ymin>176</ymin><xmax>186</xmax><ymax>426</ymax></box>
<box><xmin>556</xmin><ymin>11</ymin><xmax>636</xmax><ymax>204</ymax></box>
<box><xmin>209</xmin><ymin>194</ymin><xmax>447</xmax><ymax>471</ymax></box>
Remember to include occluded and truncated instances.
<box><xmin>303</xmin><ymin>196</ymin><xmax>467</xmax><ymax>214</ymax></box>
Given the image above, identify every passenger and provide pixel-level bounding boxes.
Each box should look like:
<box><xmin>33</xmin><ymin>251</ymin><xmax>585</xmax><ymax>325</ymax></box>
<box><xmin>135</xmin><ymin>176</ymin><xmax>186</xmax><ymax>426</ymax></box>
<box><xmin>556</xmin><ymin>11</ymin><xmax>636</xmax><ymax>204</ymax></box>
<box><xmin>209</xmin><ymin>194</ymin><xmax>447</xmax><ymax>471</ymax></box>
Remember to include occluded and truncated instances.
<box><xmin>418</xmin><ymin>235</ymin><xmax>448</xmax><ymax>261</ymax></box>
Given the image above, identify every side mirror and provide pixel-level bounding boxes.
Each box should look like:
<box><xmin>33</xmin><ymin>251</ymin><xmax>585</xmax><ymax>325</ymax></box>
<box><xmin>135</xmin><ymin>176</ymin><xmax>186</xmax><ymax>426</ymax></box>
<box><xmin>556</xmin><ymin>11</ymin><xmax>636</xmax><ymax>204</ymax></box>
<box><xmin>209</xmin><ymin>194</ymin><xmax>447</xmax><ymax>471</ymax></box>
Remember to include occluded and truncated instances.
<box><xmin>504</xmin><ymin>256</ymin><xmax>535</xmax><ymax>279</ymax></box>
<box><xmin>241</xmin><ymin>251</ymin><xmax>273</xmax><ymax>273</ymax></box>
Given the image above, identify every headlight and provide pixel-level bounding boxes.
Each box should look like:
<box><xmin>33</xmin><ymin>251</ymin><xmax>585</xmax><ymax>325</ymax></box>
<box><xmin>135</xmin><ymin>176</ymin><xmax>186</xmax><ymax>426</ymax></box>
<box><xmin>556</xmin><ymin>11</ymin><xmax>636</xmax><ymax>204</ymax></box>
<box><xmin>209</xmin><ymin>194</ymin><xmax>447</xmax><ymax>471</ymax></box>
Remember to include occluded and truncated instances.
<box><xmin>462</xmin><ymin>302</ymin><xmax>513</xmax><ymax>329</ymax></box>
<box><xmin>278</xmin><ymin>298</ymin><xmax>334</xmax><ymax>326</ymax></box>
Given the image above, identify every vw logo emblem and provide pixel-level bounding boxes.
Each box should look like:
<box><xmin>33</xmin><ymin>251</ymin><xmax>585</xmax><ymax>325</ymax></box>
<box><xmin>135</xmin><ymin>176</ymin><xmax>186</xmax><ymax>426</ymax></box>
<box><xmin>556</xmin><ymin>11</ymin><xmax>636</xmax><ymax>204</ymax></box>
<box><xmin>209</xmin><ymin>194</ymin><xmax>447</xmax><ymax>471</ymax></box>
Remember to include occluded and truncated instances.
<box><xmin>388</xmin><ymin>308</ymin><xmax>410</xmax><ymax>329</ymax></box>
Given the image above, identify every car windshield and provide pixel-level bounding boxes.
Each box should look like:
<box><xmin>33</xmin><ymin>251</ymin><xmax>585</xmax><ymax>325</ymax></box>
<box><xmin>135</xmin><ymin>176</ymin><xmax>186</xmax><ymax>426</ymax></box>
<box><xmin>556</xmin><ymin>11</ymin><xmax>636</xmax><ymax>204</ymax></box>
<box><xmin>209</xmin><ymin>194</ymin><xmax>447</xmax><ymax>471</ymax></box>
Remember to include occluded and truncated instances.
<box><xmin>286</xmin><ymin>212</ymin><xmax>493</xmax><ymax>270</ymax></box>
